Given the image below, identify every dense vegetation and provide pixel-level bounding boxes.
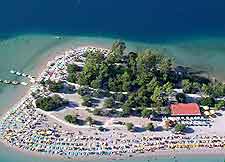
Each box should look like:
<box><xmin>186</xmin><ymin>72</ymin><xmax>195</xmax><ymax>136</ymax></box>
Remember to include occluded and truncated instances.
<box><xmin>40</xmin><ymin>80</ymin><xmax>64</xmax><ymax>93</ymax></box>
<box><xmin>66</xmin><ymin>40</ymin><xmax>225</xmax><ymax>117</ymax></box>
<box><xmin>36</xmin><ymin>95</ymin><xmax>68</xmax><ymax>111</ymax></box>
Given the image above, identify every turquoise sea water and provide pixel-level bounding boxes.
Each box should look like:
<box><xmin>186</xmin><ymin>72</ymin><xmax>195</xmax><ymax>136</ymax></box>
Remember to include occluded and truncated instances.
<box><xmin>0</xmin><ymin>0</ymin><xmax>225</xmax><ymax>161</ymax></box>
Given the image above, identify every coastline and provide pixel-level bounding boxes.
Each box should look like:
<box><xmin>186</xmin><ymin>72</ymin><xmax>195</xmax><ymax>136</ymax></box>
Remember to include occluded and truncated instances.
<box><xmin>0</xmin><ymin>45</ymin><xmax>224</xmax><ymax>161</ymax></box>
<box><xmin>1</xmin><ymin>137</ymin><xmax>225</xmax><ymax>162</ymax></box>
<box><xmin>1</xmin><ymin>138</ymin><xmax>225</xmax><ymax>162</ymax></box>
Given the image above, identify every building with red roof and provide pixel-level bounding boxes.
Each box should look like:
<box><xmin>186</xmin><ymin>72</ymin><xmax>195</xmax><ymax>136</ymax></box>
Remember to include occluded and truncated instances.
<box><xmin>170</xmin><ymin>103</ymin><xmax>201</xmax><ymax>116</ymax></box>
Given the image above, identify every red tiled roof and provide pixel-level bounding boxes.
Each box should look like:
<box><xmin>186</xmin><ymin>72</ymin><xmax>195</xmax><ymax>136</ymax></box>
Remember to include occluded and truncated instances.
<box><xmin>170</xmin><ymin>103</ymin><xmax>201</xmax><ymax>116</ymax></box>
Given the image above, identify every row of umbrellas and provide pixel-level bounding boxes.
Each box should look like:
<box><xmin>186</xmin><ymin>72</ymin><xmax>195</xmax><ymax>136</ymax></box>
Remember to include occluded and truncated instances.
<box><xmin>202</xmin><ymin>106</ymin><xmax>215</xmax><ymax>116</ymax></box>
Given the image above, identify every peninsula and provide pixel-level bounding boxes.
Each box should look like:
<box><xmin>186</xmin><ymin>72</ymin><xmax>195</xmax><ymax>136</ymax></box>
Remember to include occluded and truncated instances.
<box><xmin>0</xmin><ymin>41</ymin><xmax>225</xmax><ymax>160</ymax></box>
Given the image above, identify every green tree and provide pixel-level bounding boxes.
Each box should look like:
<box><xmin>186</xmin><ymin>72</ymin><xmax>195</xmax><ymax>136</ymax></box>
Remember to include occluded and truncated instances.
<box><xmin>67</xmin><ymin>73</ymin><xmax>78</xmax><ymax>83</ymax></box>
<box><xmin>67</xmin><ymin>64</ymin><xmax>81</xmax><ymax>73</ymax></box>
<box><xmin>146</xmin><ymin>77</ymin><xmax>160</xmax><ymax>93</ymax></box>
<box><xmin>90</xmin><ymin>78</ymin><xmax>102</xmax><ymax>89</ymax></box>
<box><xmin>120</xmin><ymin>104</ymin><xmax>132</xmax><ymax>117</ymax></box>
<box><xmin>47</xmin><ymin>80</ymin><xmax>64</xmax><ymax>93</ymax></box>
<box><xmin>192</xmin><ymin>82</ymin><xmax>201</xmax><ymax>93</ymax></box>
<box><xmin>113</xmin><ymin>93</ymin><xmax>127</xmax><ymax>102</ymax></box>
<box><xmin>212</xmin><ymin>82</ymin><xmax>225</xmax><ymax>97</ymax></box>
<box><xmin>162</xmin><ymin>82</ymin><xmax>173</xmax><ymax>95</ymax></box>
<box><xmin>215</xmin><ymin>100</ymin><xmax>225</xmax><ymax>110</ymax></box>
<box><xmin>64</xmin><ymin>115</ymin><xmax>77</xmax><ymax>124</ymax></box>
<box><xmin>159</xmin><ymin>57</ymin><xmax>174</xmax><ymax>81</ymax></box>
<box><xmin>81</xmin><ymin>96</ymin><xmax>92</xmax><ymax>107</ymax></box>
<box><xmin>174</xmin><ymin>123</ymin><xmax>186</xmax><ymax>133</ymax></box>
<box><xmin>36</xmin><ymin>95</ymin><xmax>67</xmax><ymax>111</ymax></box>
<box><xmin>137</xmin><ymin>49</ymin><xmax>162</xmax><ymax>74</ymax></box>
<box><xmin>182</xmin><ymin>79</ymin><xmax>192</xmax><ymax>93</ymax></box>
<box><xmin>201</xmin><ymin>84</ymin><xmax>211</xmax><ymax>95</ymax></box>
<box><xmin>103</xmin><ymin>97</ymin><xmax>115</xmax><ymax>108</ymax></box>
<box><xmin>107</xmin><ymin>40</ymin><xmax>126</xmax><ymax>63</ymax></box>
<box><xmin>78</xmin><ymin>51</ymin><xmax>104</xmax><ymax>86</ymax></box>
<box><xmin>127</xmin><ymin>52</ymin><xmax>138</xmax><ymax>76</ymax></box>
<box><xmin>77</xmin><ymin>86</ymin><xmax>91</xmax><ymax>96</ymax></box>
<box><xmin>176</xmin><ymin>93</ymin><xmax>186</xmax><ymax>103</ymax></box>
<box><xmin>200</xmin><ymin>97</ymin><xmax>215</xmax><ymax>107</ymax></box>
<box><xmin>141</xmin><ymin>108</ymin><xmax>153</xmax><ymax>118</ymax></box>
<box><xmin>151</xmin><ymin>86</ymin><xmax>165</xmax><ymax>106</ymax></box>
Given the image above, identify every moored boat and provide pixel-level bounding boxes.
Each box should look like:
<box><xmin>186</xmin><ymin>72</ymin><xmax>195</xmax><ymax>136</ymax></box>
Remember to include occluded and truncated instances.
<box><xmin>20</xmin><ymin>82</ymin><xmax>28</xmax><ymax>86</ymax></box>
<box><xmin>4</xmin><ymin>80</ymin><xmax>11</xmax><ymax>84</ymax></box>
<box><xmin>12</xmin><ymin>81</ymin><xmax>19</xmax><ymax>85</ymax></box>
<box><xmin>10</xmin><ymin>70</ymin><xmax>16</xmax><ymax>74</ymax></box>
<box><xmin>16</xmin><ymin>72</ymin><xmax>22</xmax><ymax>76</ymax></box>
<box><xmin>22</xmin><ymin>73</ymin><xmax>27</xmax><ymax>77</ymax></box>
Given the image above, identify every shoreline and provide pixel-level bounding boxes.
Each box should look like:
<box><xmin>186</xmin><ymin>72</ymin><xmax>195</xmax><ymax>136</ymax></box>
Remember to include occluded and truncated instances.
<box><xmin>0</xmin><ymin>45</ymin><xmax>225</xmax><ymax>161</ymax></box>
<box><xmin>1</xmin><ymin>138</ymin><xmax>225</xmax><ymax>161</ymax></box>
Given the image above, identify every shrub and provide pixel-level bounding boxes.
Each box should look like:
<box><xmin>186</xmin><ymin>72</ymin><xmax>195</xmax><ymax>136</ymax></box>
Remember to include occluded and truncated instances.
<box><xmin>47</xmin><ymin>80</ymin><xmax>64</xmax><ymax>93</ymax></box>
<box><xmin>145</xmin><ymin>123</ymin><xmax>155</xmax><ymax>131</ymax></box>
<box><xmin>36</xmin><ymin>95</ymin><xmax>67</xmax><ymax>111</ymax></box>
<box><xmin>64</xmin><ymin>115</ymin><xmax>77</xmax><ymax>124</ymax></box>
<box><xmin>81</xmin><ymin>96</ymin><xmax>92</xmax><ymax>107</ymax></box>
<box><xmin>93</xmin><ymin>108</ymin><xmax>102</xmax><ymax>116</ymax></box>
<box><xmin>174</xmin><ymin>123</ymin><xmax>186</xmax><ymax>133</ymax></box>
<box><xmin>200</xmin><ymin>97</ymin><xmax>215</xmax><ymax>107</ymax></box>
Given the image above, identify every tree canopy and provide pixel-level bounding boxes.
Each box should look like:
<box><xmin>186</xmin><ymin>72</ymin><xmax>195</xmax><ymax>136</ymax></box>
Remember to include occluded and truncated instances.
<box><xmin>64</xmin><ymin>114</ymin><xmax>77</xmax><ymax>124</ymax></box>
<box><xmin>36</xmin><ymin>95</ymin><xmax>68</xmax><ymax>111</ymax></box>
<box><xmin>65</xmin><ymin>40</ymin><xmax>225</xmax><ymax>117</ymax></box>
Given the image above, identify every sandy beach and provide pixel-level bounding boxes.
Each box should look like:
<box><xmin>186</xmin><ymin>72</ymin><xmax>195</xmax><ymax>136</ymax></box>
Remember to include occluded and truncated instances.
<box><xmin>0</xmin><ymin>46</ymin><xmax>224</xmax><ymax>161</ymax></box>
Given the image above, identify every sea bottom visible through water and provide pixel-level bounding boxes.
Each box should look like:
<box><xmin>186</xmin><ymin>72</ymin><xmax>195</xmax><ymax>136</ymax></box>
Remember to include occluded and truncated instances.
<box><xmin>0</xmin><ymin>34</ymin><xmax>225</xmax><ymax>162</ymax></box>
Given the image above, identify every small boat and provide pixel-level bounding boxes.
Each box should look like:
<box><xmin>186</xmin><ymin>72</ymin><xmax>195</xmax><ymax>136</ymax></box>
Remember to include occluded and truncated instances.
<box><xmin>22</xmin><ymin>73</ymin><xmax>27</xmax><ymax>77</ymax></box>
<box><xmin>12</xmin><ymin>81</ymin><xmax>19</xmax><ymax>85</ymax></box>
<box><xmin>10</xmin><ymin>70</ymin><xmax>16</xmax><ymax>74</ymax></box>
<box><xmin>55</xmin><ymin>36</ymin><xmax>61</xmax><ymax>39</ymax></box>
<box><xmin>20</xmin><ymin>82</ymin><xmax>28</xmax><ymax>86</ymax></box>
<box><xmin>4</xmin><ymin>80</ymin><xmax>11</xmax><ymax>84</ymax></box>
<box><xmin>0</xmin><ymin>80</ymin><xmax>2</xmax><ymax>82</ymax></box>
<box><xmin>16</xmin><ymin>72</ymin><xmax>22</xmax><ymax>76</ymax></box>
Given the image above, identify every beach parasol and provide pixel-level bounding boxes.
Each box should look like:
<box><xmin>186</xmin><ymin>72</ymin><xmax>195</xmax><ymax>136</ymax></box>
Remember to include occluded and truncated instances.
<box><xmin>204</xmin><ymin>111</ymin><xmax>210</xmax><ymax>116</ymax></box>
<box><xmin>203</xmin><ymin>106</ymin><xmax>209</xmax><ymax>110</ymax></box>
<box><xmin>210</xmin><ymin>109</ymin><xmax>215</xmax><ymax>115</ymax></box>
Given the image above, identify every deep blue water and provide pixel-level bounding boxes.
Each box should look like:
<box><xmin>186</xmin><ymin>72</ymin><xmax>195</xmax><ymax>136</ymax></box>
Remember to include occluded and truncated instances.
<box><xmin>0</xmin><ymin>0</ymin><xmax>225</xmax><ymax>42</ymax></box>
